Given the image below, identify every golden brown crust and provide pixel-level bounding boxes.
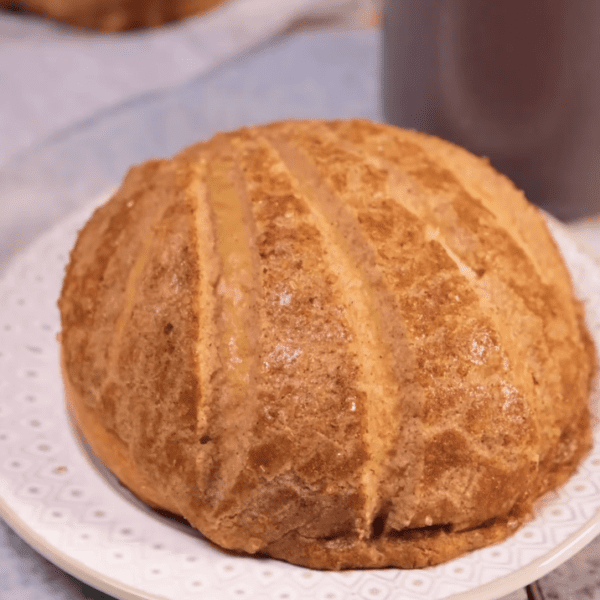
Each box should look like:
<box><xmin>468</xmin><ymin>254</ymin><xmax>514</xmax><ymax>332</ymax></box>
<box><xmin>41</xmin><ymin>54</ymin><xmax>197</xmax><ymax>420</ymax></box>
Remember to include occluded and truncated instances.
<box><xmin>62</xmin><ymin>352</ymin><xmax>180</xmax><ymax>514</ymax></box>
<box><xmin>2</xmin><ymin>0</ymin><xmax>226</xmax><ymax>31</ymax></box>
<box><xmin>59</xmin><ymin>119</ymin><xmax>595</xmax><ymax>569</ymax></box>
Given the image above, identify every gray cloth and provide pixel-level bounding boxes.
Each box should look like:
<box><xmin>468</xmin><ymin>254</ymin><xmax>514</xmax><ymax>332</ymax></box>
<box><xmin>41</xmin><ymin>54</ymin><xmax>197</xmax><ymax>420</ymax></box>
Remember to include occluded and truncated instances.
<box><xmin>0</xmin><ymin>0</ymin><xmax>364</xmax><ymax>167</ymax></box>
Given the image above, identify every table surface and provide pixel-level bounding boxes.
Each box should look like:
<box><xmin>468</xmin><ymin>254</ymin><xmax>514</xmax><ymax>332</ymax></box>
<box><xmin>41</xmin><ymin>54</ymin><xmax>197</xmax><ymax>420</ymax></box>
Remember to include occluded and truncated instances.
<box><xmin>1</xmin><ymin>3</ymin><xmax>600</xmax><ymax>599</ymax></box>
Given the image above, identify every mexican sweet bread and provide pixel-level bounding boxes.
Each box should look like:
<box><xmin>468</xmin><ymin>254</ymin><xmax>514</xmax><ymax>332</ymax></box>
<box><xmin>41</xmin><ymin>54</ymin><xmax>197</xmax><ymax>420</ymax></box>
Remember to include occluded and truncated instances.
<box><xmin>59</xmin><ymin>119</ymin><xmax>595</xmax><ymax>569</ymax></box>
<box><xmin>2</xmin><ymin>0</ymin><xmax>226</xmax><ymax>31</ymax></box>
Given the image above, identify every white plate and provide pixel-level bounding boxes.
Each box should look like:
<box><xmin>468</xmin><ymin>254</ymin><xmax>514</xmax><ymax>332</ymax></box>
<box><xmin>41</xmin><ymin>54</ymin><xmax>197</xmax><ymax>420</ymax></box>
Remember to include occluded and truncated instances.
<box><xmin>0</xmin><ymin>193</ymin><xmax>599</xmax><ymax>600</ymax></box>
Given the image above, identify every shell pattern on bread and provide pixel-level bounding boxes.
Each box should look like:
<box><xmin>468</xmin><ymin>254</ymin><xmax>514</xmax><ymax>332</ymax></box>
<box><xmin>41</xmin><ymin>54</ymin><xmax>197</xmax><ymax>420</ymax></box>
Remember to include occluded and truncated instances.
<box><xmin>58</xmin><ymin>119</ymin><xmax>595</xmax><ymax>569</ymax></box>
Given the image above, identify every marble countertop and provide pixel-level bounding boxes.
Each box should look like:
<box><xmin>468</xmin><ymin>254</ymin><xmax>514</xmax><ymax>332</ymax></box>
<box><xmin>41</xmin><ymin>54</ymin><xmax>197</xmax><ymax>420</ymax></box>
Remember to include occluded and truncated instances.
<box><xmin>1</xmin><ymin>2</ymin><xmax>599</xmax><ymax>599</ymax></box>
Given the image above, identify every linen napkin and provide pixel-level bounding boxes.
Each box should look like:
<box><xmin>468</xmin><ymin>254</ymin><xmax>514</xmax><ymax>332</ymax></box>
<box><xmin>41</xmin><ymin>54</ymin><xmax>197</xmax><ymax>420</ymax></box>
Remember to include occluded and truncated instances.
<box><xmin>0</xmin><ymin>0</ymin><xmax>375</xmax><ymax>167</ymax></box>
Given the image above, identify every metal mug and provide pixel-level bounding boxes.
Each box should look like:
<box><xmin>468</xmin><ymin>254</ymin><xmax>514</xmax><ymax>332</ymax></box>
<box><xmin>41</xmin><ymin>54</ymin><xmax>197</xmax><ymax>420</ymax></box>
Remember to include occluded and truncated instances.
<box><xmin>382</xmin><ymin>0</ymin><xmax>600</xmax><ymax>221</ymax></box>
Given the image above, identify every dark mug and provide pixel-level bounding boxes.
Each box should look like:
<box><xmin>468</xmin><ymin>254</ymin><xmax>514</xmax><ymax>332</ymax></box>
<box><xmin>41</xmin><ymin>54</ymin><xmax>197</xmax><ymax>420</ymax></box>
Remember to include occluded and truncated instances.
<box><xmin>382</xmin><ymin>0</ymin><xmax>600</xmax><ymax>221</ymax></box>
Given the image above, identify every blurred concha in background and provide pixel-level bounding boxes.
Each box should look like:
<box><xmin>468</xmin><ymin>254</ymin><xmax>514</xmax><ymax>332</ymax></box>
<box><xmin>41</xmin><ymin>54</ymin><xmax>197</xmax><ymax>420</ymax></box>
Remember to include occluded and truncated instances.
<box><xmin>0</xmin><ymin>0</ymin><xmax>228</xmax><ymax>31</ymax></box>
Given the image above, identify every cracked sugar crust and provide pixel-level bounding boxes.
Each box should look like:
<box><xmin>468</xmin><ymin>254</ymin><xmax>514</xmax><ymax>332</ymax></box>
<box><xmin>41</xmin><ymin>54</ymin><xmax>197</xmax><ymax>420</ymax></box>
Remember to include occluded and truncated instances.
<box><xmin>59</xmin><ymin>119</ymin><xmax>595</xmax><ymax>569</ymax></box>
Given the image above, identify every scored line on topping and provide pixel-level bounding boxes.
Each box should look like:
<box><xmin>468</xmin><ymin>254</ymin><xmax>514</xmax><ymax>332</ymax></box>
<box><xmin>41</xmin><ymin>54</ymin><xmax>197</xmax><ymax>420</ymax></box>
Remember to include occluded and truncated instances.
<box><xmin>262</xmin><ymin>126</ymin><xmax>423</xmax><ymax>537</ymax></box>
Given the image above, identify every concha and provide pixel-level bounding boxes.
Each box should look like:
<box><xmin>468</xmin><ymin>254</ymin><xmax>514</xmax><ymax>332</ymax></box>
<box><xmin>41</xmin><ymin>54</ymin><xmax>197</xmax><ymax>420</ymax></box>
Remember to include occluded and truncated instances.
<box><xmin>59</xmin><ymin>119</ymin><xmax>595</xmax><ymax>569</ymax></box>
